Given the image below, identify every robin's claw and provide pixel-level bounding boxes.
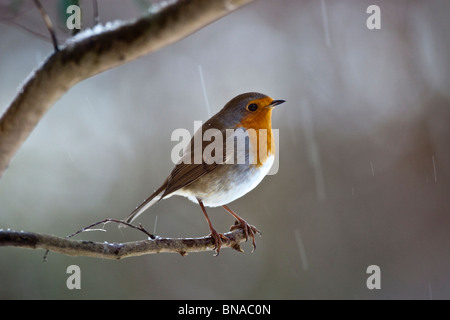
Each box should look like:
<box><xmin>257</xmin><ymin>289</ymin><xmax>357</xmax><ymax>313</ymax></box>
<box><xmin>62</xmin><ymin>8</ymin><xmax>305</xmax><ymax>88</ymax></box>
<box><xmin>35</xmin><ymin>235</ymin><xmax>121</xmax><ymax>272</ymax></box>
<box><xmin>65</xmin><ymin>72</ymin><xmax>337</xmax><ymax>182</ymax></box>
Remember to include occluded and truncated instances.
<box><xmin>230</xmin><ymin>220</ymin><xmax>261</xmax><ymax>252</ymax></box>
<box><xmin>209</xmin><ymin>229</ymin><xmax>229</xmax><ymax>256</ymax></box>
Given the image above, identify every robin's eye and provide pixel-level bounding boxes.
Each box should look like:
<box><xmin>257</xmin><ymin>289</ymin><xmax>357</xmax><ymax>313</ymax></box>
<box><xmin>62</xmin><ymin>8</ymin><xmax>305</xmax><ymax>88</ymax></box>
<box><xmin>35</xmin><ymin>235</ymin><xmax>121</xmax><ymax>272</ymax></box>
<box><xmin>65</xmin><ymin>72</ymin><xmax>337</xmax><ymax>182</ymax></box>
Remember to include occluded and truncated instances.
<box><xmin>247</xmin><ymin>103</ymin><xmax>258</xmax><ymax>112</ymax></box>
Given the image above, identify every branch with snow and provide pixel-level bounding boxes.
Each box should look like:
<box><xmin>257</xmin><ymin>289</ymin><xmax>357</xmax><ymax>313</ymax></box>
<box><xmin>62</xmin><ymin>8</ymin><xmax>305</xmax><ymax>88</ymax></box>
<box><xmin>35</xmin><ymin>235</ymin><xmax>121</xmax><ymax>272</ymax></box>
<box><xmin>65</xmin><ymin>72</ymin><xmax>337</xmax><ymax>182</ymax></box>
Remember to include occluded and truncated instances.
<box><xmin>0</xmin><ymin>0</ymin><xmax>254</xmax><ymax>178</ymax></box>
<box><xmin>0</xmin><ymin>227</ymin><xmax>251</xmax><ymax>259</ymax></box>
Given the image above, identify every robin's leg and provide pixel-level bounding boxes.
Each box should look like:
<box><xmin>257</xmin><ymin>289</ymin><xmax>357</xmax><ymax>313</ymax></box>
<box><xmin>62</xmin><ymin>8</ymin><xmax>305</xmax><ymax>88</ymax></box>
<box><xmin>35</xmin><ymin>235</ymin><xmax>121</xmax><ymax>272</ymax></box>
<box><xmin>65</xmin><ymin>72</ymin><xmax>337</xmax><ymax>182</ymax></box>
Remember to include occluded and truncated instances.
<box><xmin>222</xmin><ymin>205</ymin><xmax>261</xmax><ymax>252</ymax></box>
<box><xmin>197</xmin><ymin>198</ymin><xmax>229</xmax><ymax>256</ymax></box>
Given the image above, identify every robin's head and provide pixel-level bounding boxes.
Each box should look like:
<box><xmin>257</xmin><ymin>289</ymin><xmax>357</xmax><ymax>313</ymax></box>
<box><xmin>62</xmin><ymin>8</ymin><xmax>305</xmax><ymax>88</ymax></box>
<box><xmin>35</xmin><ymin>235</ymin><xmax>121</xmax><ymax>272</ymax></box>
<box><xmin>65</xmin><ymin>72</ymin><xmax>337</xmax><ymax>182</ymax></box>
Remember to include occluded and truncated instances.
<box><xmin>217</xmin><ymin>92</ymin><xmax>285</xmax><ymax>129</ymax></box>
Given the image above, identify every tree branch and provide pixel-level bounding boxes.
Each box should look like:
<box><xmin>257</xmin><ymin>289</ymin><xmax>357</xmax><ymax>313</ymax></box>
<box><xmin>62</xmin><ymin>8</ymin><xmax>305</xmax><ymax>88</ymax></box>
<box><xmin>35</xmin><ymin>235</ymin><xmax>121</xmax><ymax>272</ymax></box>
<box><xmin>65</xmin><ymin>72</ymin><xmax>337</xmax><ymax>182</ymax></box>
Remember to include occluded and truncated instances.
<box><xmin>0</xmin><ymin>228</ymin><xmax>251</xmax><ymax>259</ymax></box>
<box><xmin>0</xmin><ymin>0</ymin><xmax>254</xmax><ymax>178</ymax></box>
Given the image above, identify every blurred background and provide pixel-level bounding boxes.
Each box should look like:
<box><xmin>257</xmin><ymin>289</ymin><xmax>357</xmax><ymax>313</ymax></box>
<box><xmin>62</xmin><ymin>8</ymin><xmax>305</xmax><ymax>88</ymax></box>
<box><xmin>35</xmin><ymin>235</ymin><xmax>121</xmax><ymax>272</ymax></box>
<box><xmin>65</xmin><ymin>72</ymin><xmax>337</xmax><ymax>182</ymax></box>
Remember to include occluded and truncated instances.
<box><xmin>1</xmin><ymin>0</ymin><xmax>449</xmax><ymax>299</ymax></box>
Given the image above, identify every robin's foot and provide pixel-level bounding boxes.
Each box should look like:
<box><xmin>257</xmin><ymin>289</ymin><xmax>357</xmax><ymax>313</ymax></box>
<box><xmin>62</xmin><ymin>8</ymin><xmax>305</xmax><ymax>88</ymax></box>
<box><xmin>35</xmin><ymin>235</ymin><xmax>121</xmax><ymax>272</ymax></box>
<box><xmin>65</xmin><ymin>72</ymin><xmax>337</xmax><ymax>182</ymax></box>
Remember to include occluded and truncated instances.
<box><xmin>209</xmin><ymin>228</ymin><xmax>230</xmax><ymax>256</ymax></box>
<box><xmin>230</xmin><ymin>219</ymin><xmax>261</xmax><ymax>252</ymax></box>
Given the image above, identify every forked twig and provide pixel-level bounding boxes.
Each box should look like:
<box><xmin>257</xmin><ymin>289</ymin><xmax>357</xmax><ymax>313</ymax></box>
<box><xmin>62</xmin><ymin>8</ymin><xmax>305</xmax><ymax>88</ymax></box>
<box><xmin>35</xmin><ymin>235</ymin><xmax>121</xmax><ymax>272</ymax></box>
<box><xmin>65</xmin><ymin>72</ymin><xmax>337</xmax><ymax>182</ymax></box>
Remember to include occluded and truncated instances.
<box><xmin>33</xmin><ymin>0</ymin><xmax>59</xmax><ymax>51</ymax></box>
<box><xmin>42</xmin><ymin>218</ymin><xmax>155</xmax><ymax>261</ymax></box>
<box><xmin>67</xmin><ymin>218</ymin><xmax>155</xmax><ymax>240</ymax></box>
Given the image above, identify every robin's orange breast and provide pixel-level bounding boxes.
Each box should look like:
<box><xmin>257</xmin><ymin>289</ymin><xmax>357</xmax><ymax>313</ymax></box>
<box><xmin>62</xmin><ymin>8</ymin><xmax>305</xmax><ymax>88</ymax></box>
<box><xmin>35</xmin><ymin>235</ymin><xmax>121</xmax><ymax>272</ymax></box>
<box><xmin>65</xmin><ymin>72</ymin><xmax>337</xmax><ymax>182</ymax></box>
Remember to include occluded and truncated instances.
<box><xmin>237</xmin><ymin>96</ymin><xmax>275</xmax><ymax>167</ymax></box>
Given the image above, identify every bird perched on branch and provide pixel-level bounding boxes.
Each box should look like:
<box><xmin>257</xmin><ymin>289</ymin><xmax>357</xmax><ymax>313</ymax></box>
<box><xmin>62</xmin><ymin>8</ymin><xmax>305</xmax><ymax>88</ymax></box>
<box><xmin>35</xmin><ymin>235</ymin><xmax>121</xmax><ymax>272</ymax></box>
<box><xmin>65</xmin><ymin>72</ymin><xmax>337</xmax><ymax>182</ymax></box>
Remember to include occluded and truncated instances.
<box><xmin>123</xmin><ymin>92</ymin><xmax>285</xmax><ymax>255</ymax></box>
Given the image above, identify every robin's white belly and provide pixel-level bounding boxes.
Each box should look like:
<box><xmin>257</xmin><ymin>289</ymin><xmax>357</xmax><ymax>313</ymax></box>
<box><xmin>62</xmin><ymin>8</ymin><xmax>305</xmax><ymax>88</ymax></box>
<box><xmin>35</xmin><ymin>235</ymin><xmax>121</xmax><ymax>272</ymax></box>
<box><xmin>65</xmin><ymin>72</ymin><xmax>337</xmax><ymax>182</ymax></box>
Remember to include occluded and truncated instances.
<box><xmin>176</xmin><ymin>155</ymin><xmax>275</xmax><ymax>207</ymax></box>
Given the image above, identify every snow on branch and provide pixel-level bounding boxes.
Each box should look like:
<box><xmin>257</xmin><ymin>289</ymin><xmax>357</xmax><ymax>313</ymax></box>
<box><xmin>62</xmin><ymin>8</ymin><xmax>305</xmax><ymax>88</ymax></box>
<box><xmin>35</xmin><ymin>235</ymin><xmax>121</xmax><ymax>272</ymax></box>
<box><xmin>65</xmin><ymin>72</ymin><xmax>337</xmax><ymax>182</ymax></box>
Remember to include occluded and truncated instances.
<box><xmin>0</xmin><ymin>0</ymin><xmax>254</xmax><ymax>178</ymax></box>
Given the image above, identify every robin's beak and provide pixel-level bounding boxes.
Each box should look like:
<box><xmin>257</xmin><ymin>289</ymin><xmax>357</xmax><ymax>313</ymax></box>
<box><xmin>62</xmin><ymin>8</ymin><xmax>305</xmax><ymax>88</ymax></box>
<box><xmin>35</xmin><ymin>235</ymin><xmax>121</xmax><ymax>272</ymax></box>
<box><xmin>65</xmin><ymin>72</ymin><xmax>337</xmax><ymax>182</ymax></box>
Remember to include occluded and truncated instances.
<box><xmin>267</xmin><ymin>99</ymin><xmax>286</xmax><ymax>108</ymax></box>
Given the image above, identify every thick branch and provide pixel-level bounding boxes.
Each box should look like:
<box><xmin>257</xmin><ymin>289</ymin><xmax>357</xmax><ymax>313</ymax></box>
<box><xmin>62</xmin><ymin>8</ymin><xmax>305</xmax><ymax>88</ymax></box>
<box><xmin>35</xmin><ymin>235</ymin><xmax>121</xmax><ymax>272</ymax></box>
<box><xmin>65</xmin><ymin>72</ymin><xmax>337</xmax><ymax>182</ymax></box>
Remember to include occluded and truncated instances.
<box><xmin>0</xmin><ymin>0</ymin><xmax>254</xmax><ymax>178</ymax></box>
<box><xmin>0</xmin><ymin>228</ymin><xmax>251</xmax><ymax>259</ymax></box>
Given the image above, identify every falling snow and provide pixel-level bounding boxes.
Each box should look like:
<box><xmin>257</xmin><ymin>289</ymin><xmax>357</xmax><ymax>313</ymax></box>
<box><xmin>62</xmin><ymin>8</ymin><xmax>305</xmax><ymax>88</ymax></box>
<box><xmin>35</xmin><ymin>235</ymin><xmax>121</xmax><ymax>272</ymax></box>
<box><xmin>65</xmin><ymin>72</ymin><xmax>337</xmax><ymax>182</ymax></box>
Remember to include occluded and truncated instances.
<box><xmin>198</xmin><ymin>65</ymin><xmax>212</xmax><ymax>118</ymax></box>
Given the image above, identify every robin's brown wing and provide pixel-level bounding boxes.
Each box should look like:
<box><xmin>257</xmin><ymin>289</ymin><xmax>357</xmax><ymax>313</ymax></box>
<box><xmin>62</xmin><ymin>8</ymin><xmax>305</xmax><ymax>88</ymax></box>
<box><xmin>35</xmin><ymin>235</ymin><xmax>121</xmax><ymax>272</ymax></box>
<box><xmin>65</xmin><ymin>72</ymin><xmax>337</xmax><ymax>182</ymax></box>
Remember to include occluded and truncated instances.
<box><xmin>161</xmin><ymin>127</ymin><xmax>252</xmax><ymax>198</ymax></box>
<box><xmin>161</xmin><ymin>161</ymin><xmax>218</xmax><ymax>197</ymax></box>
<box><xmin>123</xmin><ymin>127</ymin><xmax>219</xmax><ymax>223</ymax></box>
<box><xmin>123</xmin><ymin>158</ymin><xmax>216</xmax><ymax>224</ymax></box>
<box><xmin>160</xmin><ymin>127</ymin><xmax>223</xmax><ymax>197</ymax></box>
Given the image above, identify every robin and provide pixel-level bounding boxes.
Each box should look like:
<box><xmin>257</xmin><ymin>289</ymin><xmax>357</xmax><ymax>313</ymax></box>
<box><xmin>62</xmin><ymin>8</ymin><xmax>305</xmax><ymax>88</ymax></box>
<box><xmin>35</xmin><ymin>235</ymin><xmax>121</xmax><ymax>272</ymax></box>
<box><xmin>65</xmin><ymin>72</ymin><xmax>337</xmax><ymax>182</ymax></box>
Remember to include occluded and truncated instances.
<box><xmin>123</xmin><ymin>92</ymin><xmax>285</xmax><ymax>255</ymax></box>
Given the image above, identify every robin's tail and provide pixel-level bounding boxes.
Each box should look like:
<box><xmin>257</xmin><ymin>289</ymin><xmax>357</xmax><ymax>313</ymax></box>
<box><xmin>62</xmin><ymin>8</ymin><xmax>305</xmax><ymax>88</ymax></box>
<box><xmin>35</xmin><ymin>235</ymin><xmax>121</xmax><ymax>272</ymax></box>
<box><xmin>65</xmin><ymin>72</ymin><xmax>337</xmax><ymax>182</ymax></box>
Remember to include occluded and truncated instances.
<box><xmin>122</xmin><ymin>181</ymin><xmax>168</xmax><ymax>225</ymax></box>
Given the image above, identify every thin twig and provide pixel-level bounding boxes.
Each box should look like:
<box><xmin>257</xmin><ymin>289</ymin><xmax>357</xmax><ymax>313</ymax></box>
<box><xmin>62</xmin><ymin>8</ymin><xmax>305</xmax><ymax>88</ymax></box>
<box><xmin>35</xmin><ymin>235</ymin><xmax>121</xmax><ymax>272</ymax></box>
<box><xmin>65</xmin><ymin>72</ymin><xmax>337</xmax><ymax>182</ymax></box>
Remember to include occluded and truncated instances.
<box><xmin>93</xmin><ymin>0</ymin><xmax>100</xmax><ymax>26</ymax></box>
<box><xmin>33</xmin><ymin>0</ymin><xmax>59</xmax><ymax>52</ymax></box>
<box><xmin>0</xmin><ymin>19</ymin><xmax>62</xmax><ymax>44</ymax></box>
<box><xmin>43</xmin><ymin>218</ymin><xmax>156</xmax><ymax>261</ymax></box>
<box><xmin>67</xmin><ymin>218</ymin><xmax>155</xmax><ymax>240</ymax></box>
